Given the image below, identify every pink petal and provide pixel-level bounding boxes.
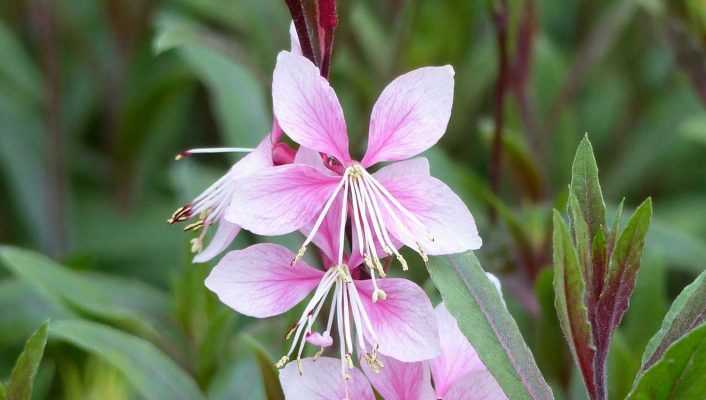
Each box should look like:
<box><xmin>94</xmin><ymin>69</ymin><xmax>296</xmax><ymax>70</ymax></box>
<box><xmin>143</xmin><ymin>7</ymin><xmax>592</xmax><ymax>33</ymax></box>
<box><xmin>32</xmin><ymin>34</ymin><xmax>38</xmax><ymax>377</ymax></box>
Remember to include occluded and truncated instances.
<box><xmin>227</xmin><ymin>164</ymin><xmax>341</xmax><ymax>235</ymax></box>
<box><xmin>305</xmin><ymin>332</ymin><xmax>333</xmax><ymax>347</ymax></box>
<box><xmin>373</xmin><ymin>160</ymin><xmax>482</xmax><ymax>255</ymax></box>
<box><xmin>355</xmin><ymin>278</ymin><xmax>440</xmax><ymax>362</ymax></box>
<box><xmin>204</xmin><ymin>244</ymin><xmax>323</xmax><ymax>318</ymax></box>
<box><xmin>294</xmin><ymin>146</ymin><xmax>330</xmax><ymax>174</ymax></box>
<box><xmin>193</xmin><ymin>220</ymin><xmax>241</xmax><ymax>263</ymax></box>
<box><xmin>280</xmin><ymin>357</ymin><xmax>374</xmax><ymax>400</ymax></box>
<box><xmin>272</xmin><ymin>51</ymin><xmax>351</xmax><ymax>164</ymax></box>
<box><xmin>361</xmin><ymin>66</ymin><xmax>455</xmax><ymax>166</ymax></box>
<box><xmin>230</xmin><ymin>134</ymin><xmax>274</xmax><ymax>179</ymax></box>
<box><xmin>360</xmin><ymin>354</ymin><xmax>435</xmax><ymax>400</ymax></box>
<box><xmin>430</xmin><ymin>303</ymin><xmax>485</xmax><ymax>398</ymax></box>
<box><xmin>289</xmin><ymin>22</ymin><xmax>302</xmax><ymax>56</ymax></box>
<box><xmin>443</xmin><ymin>371</ymin><xmax>508</xmax><ymax>400</ymax></box>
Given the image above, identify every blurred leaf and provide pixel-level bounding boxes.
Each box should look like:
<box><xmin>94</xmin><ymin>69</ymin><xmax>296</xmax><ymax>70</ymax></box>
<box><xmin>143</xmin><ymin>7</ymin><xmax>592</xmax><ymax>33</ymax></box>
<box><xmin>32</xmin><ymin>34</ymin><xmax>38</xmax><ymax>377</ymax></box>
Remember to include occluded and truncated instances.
<box><xmin>0</xmin><ymin>383</ymin><xmax>5</xmax><ymax>400</ymax></box>
<box><xmin>552</xmin><ymin>211</ymin><xmax>596</xmax><ymax>399</ymax></box>
<box><xmin>0</xmin><ymin>21</ymin><xmax>41</xmax><ymax>104</ymax></box>
<box><xmin>427</xmin><ymin>252</ymin><xmax>554</xmax><ymax>400</ymax></box>
<box><xmin>533</xmin><ymin>268</ymin><xmax>571</xmax><ymax>387</ymax></box>
<box><xmin>7</xmin><ymin>322</ymin><xmax>48</xmax><ymax>400</ymax></box>
<box><xmin>0</xmin><ymin>246</ymin><xmax>175</xmax><ymax>343</ymax></box>
<box><xmin>639</xmin><ymin>270</ymin><xmax>706</xmax><ymax>372</ymax></box>
<box><xmin>627</xmin><ymin>322</ymin><xmax>706</xmax><ymax>399</ymax></box>
<box><xmin>622</xmin><ymin>259</ymin><xmax>668</xmax><ymax>356</ymax></box>
<box><xmin>241</xmin><ymin>335</ymin><xmax>284</xmax><ymax>400</ymax></box>
<box><xmin>680</xmin><ymin>113</ymin><xmax>706</xmax><ymax>146</ymax></box>
<box><xmin>50</xmin><ymin>319</ymin><xmax>206</xmax><ymax>400</ymax></box>
<box><xmin>570</xmin><ymin>135</ymin><xmax>606</xmax><ymax>241</ymax></box>
<box><xmin>647</xmin><ymin>218</ymin><xmax>706</xmax><ymax>273</ymax></box>
<box><xmin>207</xmin><ymin>359</ymin><xmax>265</xmax><ymax>400</ymax></box>
<box><xmin>155</xmin><ymin>13</ymin><xmax>270</xmax><ymax>147</ymax></box>
<box><xmin>607</xmin><ymin>331</ymin><xmax>639</xmax><ymax>400</ymax></box>
<box><xmin>0</xmin><ymin>280</ymin><xmax>73</xmax><ymax>346</ymax></box>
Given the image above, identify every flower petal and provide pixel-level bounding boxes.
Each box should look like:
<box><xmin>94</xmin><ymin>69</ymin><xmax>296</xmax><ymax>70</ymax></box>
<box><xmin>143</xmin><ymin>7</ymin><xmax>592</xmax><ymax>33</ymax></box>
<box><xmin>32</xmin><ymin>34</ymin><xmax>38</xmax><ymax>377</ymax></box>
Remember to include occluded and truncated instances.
<box><xmin>289</xmin><ymin>22</ymin><xmax>302</xmax><ymax>56</ymax></box>
<box><xmin>355</xmin><ymin>278</ymin><xmax>440</xmax><ymax>362</ymax></box>
<box><xmin>193</xmin><ymin>220</ymin><xmax>241</xmax><ymax>263</ymax></box>
<box><xmin>227</xmin><ymin>164</ymin><xmax>341</xmax><ymax>235</ymax></box>
<box><xmin>373</xmin><ymin>160</ymin><xmax>482</xmax><ymax>255</ymax></box>
<box><xmin>430</xmin><ymin>303</ymin><xmax>485</xmax><ymax>397</ymax></box>
<box><xmin>360</xmin><ymin>354</ymin><xmax>435</xmax><ymax>400</ymax></box>
<box><xmin>443</xmin><ymin>371</ymin><xmax>508</xmax><ymax>400</ymax></box>
<box><xmin>205</xmin><ymin>244</ymin><xmax>324</xmax><ymax>318</ymax></box>
<box><xmin>361</xmin><ymin>66</ymin><xmax>455</xmax><ymax>166</ymax></box>
<box><xmin>273</xmin><ymin>51</ymin><xmax>351</xmax><ymax>164</ymax></box>
<box><xmin>280</xmin><ymin>357</ymin><xmax>374</xmax><ymax>400</ymax></box>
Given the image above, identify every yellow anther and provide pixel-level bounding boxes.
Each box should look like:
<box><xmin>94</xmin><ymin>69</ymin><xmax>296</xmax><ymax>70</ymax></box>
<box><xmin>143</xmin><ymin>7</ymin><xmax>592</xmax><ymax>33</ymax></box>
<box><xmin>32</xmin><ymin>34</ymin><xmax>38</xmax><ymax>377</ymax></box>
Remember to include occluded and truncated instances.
<box><xmin>396</xmin><ymin>254</ymin><xmax>409</xmax><ymax>271</ymax></box>
<box><xmin>275</xmin><ymin>356</ymin><xmax>289</xmax><ymax>369</ymax></box>
<box><xmin>190</xmin><ymin>238</ymin><xmax>203</xmax><ymax>253</ymax></box>
<box><xmin>372</xmin><ymin>288</ymin><xmax>387</xmax><ymax>303</ymax></box>
<box><xmin>345</xmin><ymin>353</ymin><xmax>354</xmax><ymax>369</ymax></box>
<box><xmin>291</xmin><ymin>245</ymin><xmax>307</xmax><ymax>266</ymax></box>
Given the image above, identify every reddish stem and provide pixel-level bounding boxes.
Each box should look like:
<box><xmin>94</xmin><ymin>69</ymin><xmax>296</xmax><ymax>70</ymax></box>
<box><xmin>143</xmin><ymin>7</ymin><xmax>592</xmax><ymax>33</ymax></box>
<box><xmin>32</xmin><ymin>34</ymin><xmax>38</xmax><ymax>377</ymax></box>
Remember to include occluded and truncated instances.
<box><xmin>284</xmin><ymin>0</ymin><xmax>317</xmax><ymax>64</ymax></box>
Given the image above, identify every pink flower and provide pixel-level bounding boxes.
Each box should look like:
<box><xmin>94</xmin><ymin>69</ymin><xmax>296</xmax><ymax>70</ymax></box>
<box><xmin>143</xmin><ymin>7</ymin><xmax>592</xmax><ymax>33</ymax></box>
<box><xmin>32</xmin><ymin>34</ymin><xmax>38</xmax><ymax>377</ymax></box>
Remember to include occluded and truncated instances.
<box><xmin>227</xmin><ymin>50</ymin><xmax>482</xmax><ymax>276</ymax></box>
<box><xmin>279</xmin><ymin>303</ymin><xmax>507</xmax><ymax>400</ymax></box>
<box><xmin>167</xmin><ymin>24</ymin><xmax>303</xmax><ymax>262</ymax></box>
<box><xmin>204</xmin><ymin>240</ymin><xmax>440</xmax><ymax>377</ymax></box>
<box><xmin>167</xmin><ymin>136</ymin><xmax>273</xmax><ymax>262</ymax></box>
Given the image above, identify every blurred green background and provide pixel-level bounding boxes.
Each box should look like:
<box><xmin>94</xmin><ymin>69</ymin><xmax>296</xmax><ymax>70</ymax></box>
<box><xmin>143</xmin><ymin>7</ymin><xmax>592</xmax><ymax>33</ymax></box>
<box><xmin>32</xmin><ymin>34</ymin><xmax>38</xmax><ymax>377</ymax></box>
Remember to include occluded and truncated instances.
<box><xmin>1</xmin><ymin>0</ymin><xmax>705</xmax><ymax>399</ymax></box>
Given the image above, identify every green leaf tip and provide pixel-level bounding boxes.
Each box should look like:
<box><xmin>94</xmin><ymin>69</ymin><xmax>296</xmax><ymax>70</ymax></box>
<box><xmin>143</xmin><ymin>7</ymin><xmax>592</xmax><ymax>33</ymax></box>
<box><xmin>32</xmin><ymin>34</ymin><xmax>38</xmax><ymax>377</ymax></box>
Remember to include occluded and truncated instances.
<box><xmin>7</xmin><ymin>321</ymin><xmax>49</xmax><ymax>400</ymax></box>
<box><xmin>570</xmin><ymin>135</ymin><xmax>606</xmax><ymax>242</ymax></box>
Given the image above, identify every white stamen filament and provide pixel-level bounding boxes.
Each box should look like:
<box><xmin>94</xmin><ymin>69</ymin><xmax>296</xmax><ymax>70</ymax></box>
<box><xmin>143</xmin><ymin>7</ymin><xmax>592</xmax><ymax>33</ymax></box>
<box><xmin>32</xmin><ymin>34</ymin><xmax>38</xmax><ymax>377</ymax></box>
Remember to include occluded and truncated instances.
<box><xmin>179</xmin><ymin>147</ymin><xmax>255</xmax><ymax>157</ymax></box>
<box><xmin>294</xmin><ymin>169</ymin><xmax>351</xmax><ymax>264</ymax></box>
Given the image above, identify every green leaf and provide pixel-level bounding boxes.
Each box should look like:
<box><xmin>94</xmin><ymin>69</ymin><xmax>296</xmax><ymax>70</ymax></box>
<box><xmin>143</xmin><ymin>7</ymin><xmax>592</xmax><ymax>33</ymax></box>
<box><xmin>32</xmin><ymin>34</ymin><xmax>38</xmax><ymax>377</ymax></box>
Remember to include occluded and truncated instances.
<box><xmin>0</xmin><ymin>383</ymin><xmax>5</xmax><ymax>400</ymax></box>
<box><xmin>154</xmin><ymin>14</ymin><xmax>269</xmax><ymax>147</ymax></box>
<box><xmin>570</xmin><ymin>135</ymin><xmax>606</xmax><ymax>241</ymax></box>
<box><xmin>0</xmin><ymin>21</ymin><xmax>42</xmax><ymax>104</ymax></box>
<box><xmin>49</xmin><ymin>319</ymin><xmax>206</xmax><ymax>400</ymax></box>
<box><xmin>7</xmin><ymin>322</ymin><xmax>49</xmax><ymax>400</ymax></box>
<box><xmin>640</xmin><ymin>270</ymin><xmax>706</xmax><ymax>372</ymax></box>
<box><xmin>552</xmin><ymin>211</ymin><xmax>597</xmax><ymax>398</ymax></box>
<box><xmin>0</xmin><ymin>246</ymin><xmax>174</xmax><ymax>342</ymax></box>
<box><xmin>597</xmin><ymin>198</ymin><xmax>653</xmax><ymax>333</ymax></box>
<box><xmin>627</xmin><ymin>322</ymin><xmax>706</xmax><ymax>399</ymax></box>
<box><xmin>427</xmin><ymin>252</ymin><xmax>554</xmax><ymax>400</ymax></box>
<box><xmin>242</xmin><ymin>335</ymin><xmax>284</xmax><ymax>400</ymax></box>
<box><xmin>568</xmin><ymin>193</ymin><xmax>592</xmax><ymax>284</ymax></box>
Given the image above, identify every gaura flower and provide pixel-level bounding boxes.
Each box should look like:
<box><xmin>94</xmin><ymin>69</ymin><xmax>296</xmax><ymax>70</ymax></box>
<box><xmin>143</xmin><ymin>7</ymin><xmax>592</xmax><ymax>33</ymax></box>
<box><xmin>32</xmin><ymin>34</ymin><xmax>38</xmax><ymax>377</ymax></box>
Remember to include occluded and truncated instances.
<box><xmin>204</xmin><ymin>196</ymin><xmax>440</xmax><ymax>378</ymax></box>
<box><xmin>279</xmin><ymin>302</ymin><xmax>507</xmax><ymax>400</ymax></box>
<box><xmin>227</xmin><ymin>50</ymin><xmax>482</xmax><ymax>278</ymax></box>
<box><xmin>167</xmin><ymin>24</ymin><xmax>303</xmax><ymax>262</ymax></box>
<box><xmin>167</xmin><ymin>136</ymin><xmax>274</xmax><ymax>263</ymax></box>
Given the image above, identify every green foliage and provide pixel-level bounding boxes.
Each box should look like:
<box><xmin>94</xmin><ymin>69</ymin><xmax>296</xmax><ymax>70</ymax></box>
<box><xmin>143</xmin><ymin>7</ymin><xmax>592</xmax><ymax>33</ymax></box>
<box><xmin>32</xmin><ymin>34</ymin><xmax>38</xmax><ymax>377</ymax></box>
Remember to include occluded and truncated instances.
<box><xmin>427</xmin><ymin>252</ymin><xmax>553</xmax><ymax>400</ymax></box>
<box><xmin>49</xmin><ymin>320</ymin><xmax>206</xmax><ymax>400</ymax></box>
<box><xmin>241</xmin><ymin>335</ymin><xmax>285</xmax><ymax>400</ymax></box>
<box><xmin>6</xmin><ymin>322</ymin><xmax>48</xmax><ymax>400</ymax></box>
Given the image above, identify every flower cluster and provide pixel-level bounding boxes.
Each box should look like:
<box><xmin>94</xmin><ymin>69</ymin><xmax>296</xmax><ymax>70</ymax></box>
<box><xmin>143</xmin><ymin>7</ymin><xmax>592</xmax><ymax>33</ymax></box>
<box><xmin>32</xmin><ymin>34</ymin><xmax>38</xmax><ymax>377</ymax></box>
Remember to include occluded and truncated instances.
<box><xmin>169</xmin><ymin>23</ymin><xmax>501</xmax><ymax>399</ymax></box>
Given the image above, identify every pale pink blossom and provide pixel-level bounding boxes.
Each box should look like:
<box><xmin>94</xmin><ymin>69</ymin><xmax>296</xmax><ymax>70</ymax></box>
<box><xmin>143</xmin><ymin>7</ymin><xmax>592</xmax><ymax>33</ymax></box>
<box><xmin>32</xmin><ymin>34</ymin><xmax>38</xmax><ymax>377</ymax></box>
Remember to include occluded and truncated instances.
<box><xmin>167</xmin><ymin>24</ymin><xmax>302</xmax><ymax>262</ymax></box>
<box><xmin>227</xmin><ymin>50</ymin><xmax>482</xmax><ymax>280</ymax></box>
<box><xmin>279</xmin><ymin>302</ymin><xmax>507</xmax><ymax>400</ymax></box>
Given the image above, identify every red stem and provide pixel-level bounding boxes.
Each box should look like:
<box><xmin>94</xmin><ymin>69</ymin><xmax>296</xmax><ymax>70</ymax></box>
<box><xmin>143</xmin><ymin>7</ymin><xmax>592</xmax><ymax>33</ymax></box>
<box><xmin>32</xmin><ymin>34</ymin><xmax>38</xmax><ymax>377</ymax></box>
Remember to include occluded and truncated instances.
<box><xmin>284</xmin><ymin>0</ymin><xmax>317</xmax><ymax>64</ymax></box>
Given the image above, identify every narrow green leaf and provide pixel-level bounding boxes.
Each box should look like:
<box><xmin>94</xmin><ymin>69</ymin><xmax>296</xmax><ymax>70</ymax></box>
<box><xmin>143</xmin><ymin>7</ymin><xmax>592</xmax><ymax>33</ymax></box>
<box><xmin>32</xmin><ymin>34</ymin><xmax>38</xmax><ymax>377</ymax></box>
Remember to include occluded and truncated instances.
<box><xmin>597</xmin><ymin>198</ymin><xmax>653</xmax><ymax>332</ymax></box>
<box><xmin>50</xmin><ymin>320</ymin><xmax>206</xmax><ymax>400</ymax></box>
<box><xmin>154</xmin><ymin>14</ymin><xmax>269</xmax><ymax>147</ymax></box>
<box><xmin>427</xmin><ymin>252</ymin><xmax>554</xmax><ymax>400</ymax></box>
<box><xmin>0</xmin><ymin>21</ymin><xmax>42</xmax><ymax>104</ymax></box>
<box><xmin>640</xmin><ymin>270</ymin><xmax>706</xmax><ymax>372</ymax></box>
<box><xmin>570</xmin><ymin>135</ymin><xmax>606</xmax><ymax>241</ymax></box>
<box><xmin>0</xmin><ymin>382</ymin><xmax>5</xmax><ymax>400</ymax></box>
<box><xmin>7</xmin><ymin>322</ymin><xmax>49</xmax><ymax>400</ymax></box>
<box><xmin>0</xmin><ymin>246</ymin><xmax>173</xmax><ymax>341</ymax></box>
<box><xmin>552</xmin><ymin>211</ymin><xmax>597</xmax><ymax>398</ymax></box>
<box><xmin>241</xmin><ymin>335</ymin><xmax>285</xmax><ymax>400</ymax></box>
<box><xmin>568</xmin><ymin>193</ymin><xmax>592</xmax><ymax>284</ymax></box>
<box><xmin>627</xmin><ymin>323</ymin><xmax>706</xmax><ymax>399</ymax></box>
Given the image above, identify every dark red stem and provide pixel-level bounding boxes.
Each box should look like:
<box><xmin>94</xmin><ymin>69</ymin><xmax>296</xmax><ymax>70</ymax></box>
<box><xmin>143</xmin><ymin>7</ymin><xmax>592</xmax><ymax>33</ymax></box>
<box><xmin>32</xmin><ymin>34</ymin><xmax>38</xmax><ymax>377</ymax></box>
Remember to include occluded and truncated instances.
<box><xmin>317</xmin><ymin>0</ymin><xmax>338</xmax><ymax>79</ymax></box>
<box><xmin>284</xmin><ymin>0</ymin><xmax>317</xmax><ymax>64</ymax></box>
